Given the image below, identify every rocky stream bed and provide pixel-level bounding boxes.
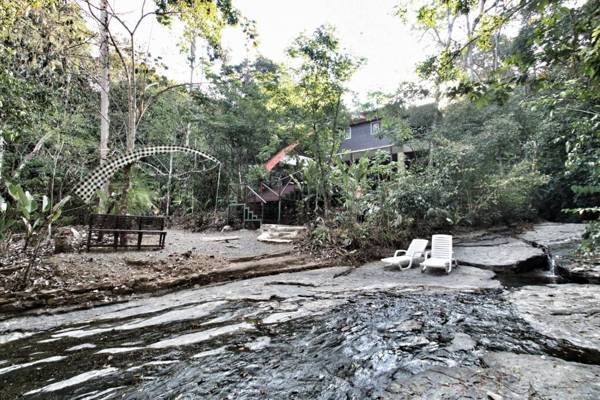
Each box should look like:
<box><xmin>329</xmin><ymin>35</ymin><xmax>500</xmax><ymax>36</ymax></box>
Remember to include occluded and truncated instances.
<box><xmin>0</xmin><ymin>222</ymin><xmax>598</xmax><ymax>399</ymax></box>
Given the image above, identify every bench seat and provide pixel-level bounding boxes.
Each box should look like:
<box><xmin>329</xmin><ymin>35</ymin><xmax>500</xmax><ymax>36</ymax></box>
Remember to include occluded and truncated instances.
<box><xmin>90</xmin><ymin>229</ymin><xmax>165</xmax><ymax>234</ymax></box>
<box><xmin>86</xmin><ymin>214</ymin><xmax>167</xmax><ymax>251</ymax></box>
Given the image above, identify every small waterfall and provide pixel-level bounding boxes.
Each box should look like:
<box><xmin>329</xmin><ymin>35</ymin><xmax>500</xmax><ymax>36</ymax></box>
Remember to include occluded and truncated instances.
<box><xmin>546</xmin><ymin>252</ymin><xmax>558</xmax><ymax>277</ymax></box>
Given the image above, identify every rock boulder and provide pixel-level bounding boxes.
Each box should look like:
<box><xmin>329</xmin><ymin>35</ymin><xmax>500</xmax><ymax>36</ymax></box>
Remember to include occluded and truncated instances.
<box><xmin>508</xmin><ymin>284</ymin><xmax>600</xmax><ymax>357</ymax></box>
<box><xmin>557</xmin><ymin>260</ymin><xmax>600</xmax><ymax>284</ymax></box>
<box><xmin>383</xmin><ymin>351</ymin><xmax>600</xmax><ymax>399</ymax></box>
<box><xmin>518</xmin><ymin>222</ymin><xmax>586</xmax><ymax>247</ymax></box>
<box><xmin>454</xmin><ymin>236</ymin><xmax>546</xmax><ymax>272</ymax></box>
<box><xmin>53</xmin><ymin>227</ymin><xmax>82</xmax><ymax>253</ymax></box>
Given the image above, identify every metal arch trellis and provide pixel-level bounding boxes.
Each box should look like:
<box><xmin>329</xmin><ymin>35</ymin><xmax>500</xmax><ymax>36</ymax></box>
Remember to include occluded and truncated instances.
<box><xmin>73</xmin><ymin>145</ymin><xmax>221</xmax><ymax>204</ymax></box>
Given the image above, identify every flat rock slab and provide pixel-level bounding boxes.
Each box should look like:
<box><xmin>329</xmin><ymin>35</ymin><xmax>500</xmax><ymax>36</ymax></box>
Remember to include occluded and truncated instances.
<box><xmin>383</xmin><ymin>351</ymin><xmax>600</xmax><ymax>399</ymax></box>
<box><xmin>508</xmin><ymin>284</ymin><xmax>600</xmax><ymax>355</ymax></box>
<box><xmin>256</xmin><ymin>233</ymin><xmax>293</xmax><ymax>244</ymax></box>
<box><xmin>257</xmin><ymin>225</ymin><xmax>308</xmax><ymax>243</ymax></box>
<box><xmin>558</xmin><ymin>259</ymin><xmax>600</xmax><ymax>283</ymax></box>
<box><xmin>518</xmin><ymin>222</ymin><xmax>586</xmax><ymax>247</ymax></box>
<box><xmin>0</xmin><ymin>263</ymin><xmax>499</xmax><ymax>334</ymax></box>
<box><xmin>454</xmin><ymin>237</ymin><xmax>546</xmax><ymax>272</ymax></box>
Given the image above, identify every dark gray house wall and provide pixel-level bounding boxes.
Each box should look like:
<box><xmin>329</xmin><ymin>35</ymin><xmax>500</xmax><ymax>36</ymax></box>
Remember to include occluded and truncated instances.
<box><xmin>339</xmin><ymin>119</ymin><xmax>392</xmax><ymax>153</ymax></box>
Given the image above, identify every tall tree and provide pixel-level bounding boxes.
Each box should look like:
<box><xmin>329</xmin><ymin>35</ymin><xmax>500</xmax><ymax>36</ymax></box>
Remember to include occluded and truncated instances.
<box><xmin>80</xmin><ymin>0</ymin><xmax>244</xmax><ymax>212</ymax></box>
<box><xmin>286</xmin><ymin>25</ymin><xmax>359</xmax><ymax>214</ymax></box>
<box><xmin>0</xmin><ymin>0</ymin><xmax>95</xmax><ymax>187</ymax></box>
<box><xmin>98</xmin><ymin>0</ymin><xmax>110</xmax><ymax>212</ymax></box>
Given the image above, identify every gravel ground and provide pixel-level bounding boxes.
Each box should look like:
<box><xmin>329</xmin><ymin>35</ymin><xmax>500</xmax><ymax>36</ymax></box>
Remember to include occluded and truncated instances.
<box><xmin>0</xmin><ymin>229</ymin><xmax>298</xmax><ymax>313</ymax></box>
<box><xmin>162</xmin><ymin>229</ymin><xmax>294</xmax><ymax>259</ymax></box>
<box><xmin>71</xmin><ymin>229</ymin><xmax>294</xmax><ymax>264</ymax></box>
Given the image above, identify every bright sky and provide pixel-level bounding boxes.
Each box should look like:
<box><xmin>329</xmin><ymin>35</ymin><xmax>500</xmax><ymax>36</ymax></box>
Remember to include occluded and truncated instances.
<box><xmin>99</xmin><ymin>0</ymin><xmax>435</xmax><ymax>104</ymax></box>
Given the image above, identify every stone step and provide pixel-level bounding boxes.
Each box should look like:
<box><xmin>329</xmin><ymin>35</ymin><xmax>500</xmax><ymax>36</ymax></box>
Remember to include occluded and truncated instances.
<box><xmin>258</xmin><ymin>224</ymin><xmax>308</xmax><ymax>243</ymax></box>
<box><xmin>257</xmin><ymin>233</ymin><xmax>307</xmax><ymax>243</ymax></box>
<box><xmin>260</xmin><ymin>224</ymin><xmax>308</xmax><ymax>233</ymax></box>
<box><xmin>261</xmin><ymin>230</ymin><xmax>303</xmax><ymax>238</ymax></box>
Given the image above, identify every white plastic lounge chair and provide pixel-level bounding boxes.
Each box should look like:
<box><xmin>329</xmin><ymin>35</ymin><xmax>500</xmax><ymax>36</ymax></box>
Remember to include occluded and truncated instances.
<box><xmin>381</xmin><ymin>239</ymin><xmax>428</xmax><ymax>270</ymax></box>
<box><xmin>421</xmin><ymin>234</ymin><xmax>457</xmax><ymax>274</ymax></box>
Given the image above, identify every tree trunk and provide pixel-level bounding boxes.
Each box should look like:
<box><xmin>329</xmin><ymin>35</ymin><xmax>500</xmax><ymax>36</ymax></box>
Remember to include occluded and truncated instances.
<box><xmin>98</xmin><ymin>0</ymin><xmax>110</xmax><ymax>212</ymax></box>
<box><xmin>185</xmin><ymin>36</ymin><xmax>196</xmax><ymax>147</ymax></box>
<box><xmin>166</xmin><ymin>150</ymin><xmax>174</xmax><ymax>216</ymax></box>
<box><xmin>12</xmin><ymin>132</ymin><xmax>53</xmax><ymax>178</ymax></box>
<box><xmin>0</xmin><ymin>134</ymin><xmax>4</xmax><ymax>188</ymax></box>
<box><xmin>119</xmin><ymin>41</ymin><xmax>137</xmax><ymax>213</ymax></box>
<box><xmin>465</xmin><ymin>14</ymin><xmax>475</xmax><ymax>80</ymax></box>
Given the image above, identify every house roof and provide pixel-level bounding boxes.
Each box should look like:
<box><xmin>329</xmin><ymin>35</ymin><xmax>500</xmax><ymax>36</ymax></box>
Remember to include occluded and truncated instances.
<box><xmin>350</xmin><ymin>113</ymin><xmax>381</xmax><ymax>126</ymax></box>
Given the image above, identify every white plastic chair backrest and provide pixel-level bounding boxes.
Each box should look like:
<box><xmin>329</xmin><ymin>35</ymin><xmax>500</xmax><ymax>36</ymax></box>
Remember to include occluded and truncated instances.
<box><xmin>407</xmin><ymin>239</ymin><xmax>428</xmax><ymax>257</ymax></box>
<box><xmin>431</xmin><ymin>234</ymin><xmax>452</xmax><ymax>259</ymax></box>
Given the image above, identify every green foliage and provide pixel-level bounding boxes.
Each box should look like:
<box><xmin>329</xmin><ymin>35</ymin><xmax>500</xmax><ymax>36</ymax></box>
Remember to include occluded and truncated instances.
<box><xmin>5</xmin><ymin>182</ymin><xmax>69</xmax><ymax>249</ymax></box>
<box><xmin>245</xmin><ymin>165</ymin><xmax>269</xmax><ymax>186</ymax></box>
<box><xmin>307</xmin><ymin>89</ymin><xmax>556</xmax><ymax>252</ymax></box>
<box><xmin>1</xmin><ymin>181</ymin><xmax>70</xmax><ymax>288</ymax></box>
<box><xmin>578</xmin><ymin>222</ymin><xmax>600</xmax><ymax>257</ymax></box>
<box><xmin>0</xmin><ymin>194</ymin><xmax>12</xmax><ymax>241</ymax></box>
<box><xmin>0</xmin><ymin>0</ymin><xmax>95</xmax><ymax>223</ymax></box>
<box><xmin>127</xmin><ymin>175</ymin><xmax>157</xmax><ymax>215</ymax></box>
<box><xmin>154</xmin><ymin>0</ymin><xmax>253</xmax><ymax>59</ymax></box>
<box><xmin>284</xmin><ymin>25</ymin><xmax>360</xmax><ymax>212</ymax></box>
<box><xmin>360</xmin><ymin>83</ymin><xmax>437</xmax><ymax>144</ymax></box>
<box><xmin>0</xmin><ymin>0</ymin><xmax>597</xmax><ymax>265</ymax></box>
<box><xmin>191</xmin><ymin>57</ymin><xmax>286</xmax><ymax>203</ymax></box>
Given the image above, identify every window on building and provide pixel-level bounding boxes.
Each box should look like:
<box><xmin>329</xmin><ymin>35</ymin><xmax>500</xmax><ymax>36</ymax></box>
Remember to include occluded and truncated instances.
<box><xmin>345</xmin><ymin>127</ymin><xmax>352</xmax><ymax>140</ymax></box>
<box><xmin>371</xmin><ymin>121</ymin><xmax>381</xmax><ymax>135</ymax></box>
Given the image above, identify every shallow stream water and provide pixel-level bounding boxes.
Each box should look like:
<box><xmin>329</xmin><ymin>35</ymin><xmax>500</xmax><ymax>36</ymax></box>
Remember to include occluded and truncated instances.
<box><xmin>494</xmin><ymin>242</ymin><xmax>574</xmax><ymax>287</ymax></box>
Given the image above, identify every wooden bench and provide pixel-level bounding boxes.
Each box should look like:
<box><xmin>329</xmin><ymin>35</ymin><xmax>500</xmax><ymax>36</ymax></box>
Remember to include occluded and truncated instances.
<box><xmin>86</xmin><ymin>214</ymin><xmax>167</xmax><ymax>251</ymax></box>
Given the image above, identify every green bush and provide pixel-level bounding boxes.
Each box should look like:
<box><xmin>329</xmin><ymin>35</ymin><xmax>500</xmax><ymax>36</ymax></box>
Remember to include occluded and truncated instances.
<box><xmin>579</xmin><ymin>221</ymin><xmax>600</xmax><ymax>257</ymax></box>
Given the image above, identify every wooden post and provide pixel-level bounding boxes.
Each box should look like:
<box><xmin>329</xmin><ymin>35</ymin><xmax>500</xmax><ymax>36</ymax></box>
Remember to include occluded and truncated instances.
<box><xmin>278</xmin><ymin>200</ymin><xmax>282</xmax><ymax>224</ymax></box>
<box><xmin>137</xmin><ymin>217</ymin><xmax>143</xmax><ymax>250</ymax></box>
<box><xmin>87</xmin><ymin>214</ymin><xmax>93</xmax><ymax>251</ymax></box>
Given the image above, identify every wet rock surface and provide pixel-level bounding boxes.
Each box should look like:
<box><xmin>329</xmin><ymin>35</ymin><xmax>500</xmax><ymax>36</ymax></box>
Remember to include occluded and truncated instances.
<box><xmin>508</xmin><ymin>284</ymin><xmax>600</xmax><ymax>358</ymax></box>
<box><xmin>384</xmin><ymin>351</ymin><xmax>600</xmax><ymax>399</ymax></box>
<box><xmin>557</xmin><ymin>258</ymin><xmax>600</xmax><ymax>283</ymax></box>
<box><xmin>454</xmin><ymin>223</ymin><xmax>586</xmax><ymax>275</ymax></box>
<box><xmin>0</xmin><ymin>263</ymin><xmax>498</xmax><ymax>333</ymax></box>
<box><xmin>1</xmin><ymin>222</ymin><xmax>598</xmax><ymax>399</ymax></box>
<box><xmin>0</xmin><ymin>290</ymin><xmax>561</xmax><ymax>399</ymax></box>
<box><xmin>518</xmin><ymin>222</ymin><xmax>586</xmax><ymax>247</ymax></box>
<box><xmin>454</xmin><ymin>236</ymin><xmax>546</xmax><ymax>272</ymax></box>
<box><xmin>0</xmin><ymin>261</ymin><xmax>597</xmax><ymax>399</ymax></box>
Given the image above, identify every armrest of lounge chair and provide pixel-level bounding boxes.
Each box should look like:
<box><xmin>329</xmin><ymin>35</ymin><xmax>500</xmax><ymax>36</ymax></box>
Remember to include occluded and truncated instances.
<box><xmin>394</xmin><ymin>249</ymin><xmax>407</xmax><ymax>257</ymax></box>
<box><xmin>424</xmin><ymin>251</ymin><xmax>430</xmax><ymax>259</ymax></box>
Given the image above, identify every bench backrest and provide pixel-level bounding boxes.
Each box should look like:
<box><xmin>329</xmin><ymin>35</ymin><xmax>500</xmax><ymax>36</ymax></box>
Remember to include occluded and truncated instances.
<box><xmin>431</xmin><ymin>234</ymin><xmax>452</xmax><ymax>259</ymax></box>
<box><xmin>407</xmin><ymin>239</ymin><xmax>428</xmax><ymax>256</ymax></box>
<box><xmin>89</xmin><ymin>214</ymin><xmax>165</xmax><ymax>231</ymax></box>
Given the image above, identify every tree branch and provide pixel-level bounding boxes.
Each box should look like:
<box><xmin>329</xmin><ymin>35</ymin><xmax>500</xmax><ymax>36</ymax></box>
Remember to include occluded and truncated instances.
<box><xmin>12</xmin><ymin>132</ymin><xmax>53</xmax><ymax>178</ymax></box>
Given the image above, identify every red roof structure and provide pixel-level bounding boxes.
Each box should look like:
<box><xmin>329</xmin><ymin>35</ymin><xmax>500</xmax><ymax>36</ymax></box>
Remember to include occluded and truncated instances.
<box><xmin>264</xmin><ymin>143</ymin><xmax>298</xmax><ymax>171</ymax></box>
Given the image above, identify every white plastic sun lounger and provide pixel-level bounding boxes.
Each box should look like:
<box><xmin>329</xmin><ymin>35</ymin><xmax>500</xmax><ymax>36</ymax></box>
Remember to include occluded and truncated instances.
<box><xmin>421</xmin><ymin>234</ymin><xmax>457</xmax><ymax>274</ymax></box>
<box><xmin>381</xmin><ymin>239</ymin><xmax>428</xmax><ymax>270</ymax></box>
